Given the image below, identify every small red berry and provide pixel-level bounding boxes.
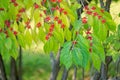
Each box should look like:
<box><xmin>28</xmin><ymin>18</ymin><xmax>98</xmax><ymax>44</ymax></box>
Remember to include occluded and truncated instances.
<box><xmin>48</xmin><ymin>32</ymin><xmax>52</xmax><ymax>36</ymax></box>
<box><xmin>59</xmin><ymin>8</ymin><xmax>64</xmax><ymax>13</ymax></box>
<box><xmin>45</xmin><ymin>16</ymin><xmax>51</xmax><ymax>22</ymax></box>
<box><xmin>57</xmin><ymin>0</ymin><xmax>62</xmax><ymax>3</ymax></box>
<box><xmin>45</xmin><ymin>35</ymin><xmax>49</xmax><ymax>40</ymax></box>
<box><xmin>10</xmin><ymin>28</ymin><xmax>13</xmax><ymax>31</ymax></box>
<box><xmin>89</xmin><ymin>48</ymin><xmax>92</xmax><ymax>52</ymax></box>
<box><xmin>55</xmin><ymin>6</ymin><xmax>59</xmax><ymax>10</ymax></box>
<box><xmin>34</xmin><ymin>3</ymin><xmax>39</xmax><ymax>9</ymax></box>
<box><xmin>0</xmin><ymin>8</ymin><xmax>4</xmax><ymax>11</ymax></box>
<box><xmin>86</xmin><ymin>10</ymin><xmax>92</xmax><ymax>15</ymax></box>
<box><xmin>13</xmin><ymin>31</ymin><xmax>18</xmax><ymax>35</ymax></box>
<box><xmin>14</xmin><ymin>2</ymin><xmax>18</xmax><ymax>7</ymax></box>
<box><xmin>43</xmin><ymin>10</ymin><xmax>47</xmax><ymax>14</ymax></box>
<box><xmin>101</xmin><ymin>19</ymin><xmax>106</xmax><ymax>23</ymax></box>
<box><xmin>100</xmin><ymin>9</ymin><xmax>104</xmax><ymax>13</ymax></box>
<box><xmin>26</xmin><ymin>25</ymin><xmax>31</xmax><ymax>29</ymax></box>
<box><xmin>54</xmin><ymin>16</ymin><xmax>59</xmax><ymax>21</ymax></box>
<box><xmin>50</xmin><ymin>0</ymin><xmax>57</xmax><ymax>3</ymax></box>
<box><xmin>63</xmin><ymin>11</ymin><xmax>68</xmax><ymax>15</ymax></box>
<box><xmin>93</xmin><ymin>12</ymin><xmax>98</xmax><ymax>16</ymax></box>
<box><xmin>98</xmin><ymin>15</ymin><xmax>102</xmax><ymax>19</ymax></box>
<box><xmin>87</xmin><ymin>36</ymin><xmax>92</xmax><ymax>40</ymax></box>
<box><xmin>11</xmin><ymin>0</ymin><xmax>16</xmax><ymax>3</ymax></box>
<box><xmin>82</xmin><ymin>17</ymin><xmax>87</xmax><ymax>24</ymax></box>
<box><xmin>51</xmin><ymin>7</ymin><xmax>56</xmax><ymax>11</ymax></box>
<box><xmin>72</xmin><ymin>41</ymin><xmax>77</xmax><ymax>45</ymax></box>
<box><xmin>5</xmin><ymin>20</ymin><xmax>11</xmax><ymax>27</ymax></box>
<box><xmin>61</xmin><ymin>24</ymin><xmax>65</xmax><ymax>29</ymax></box>
<box><xmin>84</xmin><ymin>6</ymin><xmax>89</xmax><ymax>10</ymax></box>
<box><xmin>36</xmin><ymin>22</ymin><xmax>41</xmax><ymax>28</ymax></box>
<box><xmin>91</xmin><ymin>6</ymin><xmax>96</xmax><ymax>10</ymax></box>
<box><xmin>58</xmin><ymin>19</ymin><xmax>62</xmax><ymax>24</ymax></box>
<box><xmin>19</xmin><ymin>8</ymin><xmax>25</xmax><ymax>13</ymax></box>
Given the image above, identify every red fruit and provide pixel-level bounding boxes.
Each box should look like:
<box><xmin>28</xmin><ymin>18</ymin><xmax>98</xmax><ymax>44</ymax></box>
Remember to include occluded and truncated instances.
<box><xmin>102</xmin><ymin>19</ymin><xmax>106</xmax><ymax>23</ymax></box>
<box><xmin>72</xmin><ymin>41</ymin><xmax>77</xmax><ymax>45</ymax></box>
<box><xmin>58</xmin><ymin>19</ymin><xmax>62</xmax><ymax>24</ymax></box>
<box><xmin>89</xmin><ymin>48</ymin><xmax>92</xmax><ymax>52</ymax></box>
<box><xmin>50</xmin><ymin>24</ymin><xmax>55</xmax><ymax>28</ymax></box>
<box><xmin>51</xmin><ymin>7</ymin><xmax>56</xmax><ymax>11</ymax></box>
<box><xmin>45</xmin><ymin>35</ymin><xmax>49</xmax><ymax>40</ymax></box>
<box><xmin>0</xmin><ymin>8</ymin><xmax>4</xmax><ymax>11</ymax></box>
<box><xmin>14</xmin><ymin>2</ymin><xmax>18</xmax><ymax>7</ymax></box>
<box><xmin>49</xmin><ymin>27</ymin><xmax>54</xmax><ymax>32</ymax></box>
<box><xmin>25</xmin><ymin>20</ymin><xmax>30</xmax><ymax>26</ymax></box>
<box><xmin>98</xmin><ymin>15</ymin><xmax>102</xmax><ymax>19</ymax></box>
<box><xmin>59</xmin><ymin>8</ymin><xmax>64</xmax><ymax>13</ymax></box>
<box><xmin>100</xmin><ymin>9</ymin><xmax>104</xmax><ymax>13</ymax></box>
<box><xmin>90</xmin><ymin>42</ymin><xmax>93</xmax><ymax>46</ymax></box>
<box><xmin>45</xmin><ymin>16</ymin><xmax>51</xmax><ymax>22</ymax></box>
<box><xmin>86</xmin><ymin>10</ymin><xmax>92</xmax><ymax>15</ymax></box>
<box><xmin>48</xmin><ymin>32</ymin><xmax>52</xmax><ymax>36</ymax></box>
<box><xmin>13</xmin><ymin>31</ymin><xmax>18</xmax><ymax>35</ymax></box>
<box><xmin>76</xmin><ymin>31</ymin><xmax>79</xmax><ymax>35</ymax></box>
<box><xmin>84</xmin><ymin>6</ymin><xmax>89</xmax><ymax>10</ymax></box>
<box><xmin>26</xmin><ymin>25</ymin><xmax>31</xmax><ymax>29</ymax></box>
<box><xmin>43</xmin><ymin>10</ymin><xmax>47</xmax><ymax>14</ymax></box>
<box><xmin>63</xmin><ymin>11</ymin><xmax>67</xmax><ymax>15</ymax></box>
<box><xmin>91</xmin><ymin>6</ymin><xmax>96</xmax><ymax>10</ymax></box>
<box><xmin>17</xmin><ymin>13</ymin><xmax>21</xmax><ymax>17</ymax></box>
<box><xmin>5</xmin><ymin>20</ymin><xmax>11</xmax><ymax>27</ymax></box>
<box><xmin>0</xmin><ymin>28</ymin><xmax>2</xmax><ymax>32</ymax></box>
<box><xmin>19</xmin><ymin>8</ymin><xmax>25</xmax><ymax>13</ymax></box>
<box><xmin>61</xmin><ymin>24</ymin><xmax>65</xmax><ymax>29</ymax></box>
<box><xmin>10</xmin><ymin>28</ymin><xmax>13</xmax><ymax>31</ymax></box>
<box><xmin>55</xmin><ymin>6</ymin><xmax>59</xmax><ymax>10</ymax></box>
<box><xmin>93</xmin><ymin>12</ymin><xmax>98</xmax><ymax>16</ymax></box>
<box><xmin>11</xmin><ymin>0</ymin><xmax>16</xmax><ymax>3</ymax></box>
<box><xmin>54</xmin><ymin>16</ymin><xmax>59</xmax><ymax>21</ymax></box>
<box><xmin>82</xmin><ymin>17</ymin><xmax>87</xmax><ymax>24</ymax></box>
<box><xmin>87</xmin><ymin>36</ymin><xmax>92</xmax><ymax>40</ymax></box>
<box><xmin>57</xmin><ymin>0</ymin><xmax>62</xmax><ymax>2</ymax></box>
<box><xmin>34</xmin><ymin>3</ymin><xmax>39</xmax><ymax>9</ymax></box>
<box><xmin>86</xmin><ymin>31</ymin><xmax>91</xmax><ymax>34</ymax></box>
<box><xmin>50</xmin><ymin>0</ymin><xmax>57</xmax><ymax>3</ymax></box>
<box><xmin>40</xmin><ymin>14</ymin><xmax>43</xmax><ymax>17</ymax></box>
<box><xmin>36</xmin><ymin>22</ymin><xmax>41</xmax><ymax>28</ymax></box>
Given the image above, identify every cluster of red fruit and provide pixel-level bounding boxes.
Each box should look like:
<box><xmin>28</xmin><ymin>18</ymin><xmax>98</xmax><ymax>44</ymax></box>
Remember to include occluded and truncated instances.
<box><xmin>83</xmin><ymin>6</ymin><xmax>106</xmax><ymax>24</ymax></box>
<box><xmin>10</xmin><ymin>0</ymin><xmax>18</xmax><ymax>7</ymax></box>
<box><xmin>51</xmin><ymin>6</ymin><xmax>68</xmax><ymax>15</ymax></box>
<box><xmin>16</xmin><ymin>8</ymin><xmax>26</xmax><ymax>21</ymax></box>
<box><xmin>45</xmin><ymin>24</ymin><xmax>54</xmax><ymax>40</ymax></box>
<box><xmin>0</xmin><ymin>20</ymin><xmax>18</xmax><ymax>38</ymax></box>
<box><xmin>25</xmin><ymin>19</ymin><xmax>31</xmax><ymax>29</ymax></box>
<box><xmin>86</xmin><ymin>28</ymin><xmax>92</xmax><ymax>53</ymax></box>
<box><xmin>50</xmin><ymin>0</ymin><xmax>62</xmax><ymax>3</ymax></box>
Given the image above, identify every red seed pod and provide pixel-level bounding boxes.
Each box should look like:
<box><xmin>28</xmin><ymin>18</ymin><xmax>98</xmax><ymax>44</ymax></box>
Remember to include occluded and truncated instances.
<box><xmin>13</xmin><ymin>31</ymin><xmax>18</xmax><ymax>35</ymax></box>
<box><xmin>100</xmin><ymin>9</ymin><xmax>104</xmax><ymax>13</ymax></box>
<box><xmin>40</xmin><ymin>14</ymin><xmax>43</xmax><ymax>17</ymax></box>
<box><xmin>14</xmin><ymin>2</ymin><xmax>18</xmax><ymax>7</ymax></box>
<box><xmin>19</xmin><ymin>8</ymin><xmax>25</xmax><ymax>13</ymax></box>
<box><xmin>102</xmin><ymin>19</ymin><xmax>106</xmax><ymax>23</ymax></box>
<box><xmin>72</xmin><ymin>41</ymin><xmax>77</xmax><ymax>45</ymax></box>
<box><xmin>84</xmin><ymin>6</ymin><xmax>89</xmax><ymax>10</ymax></box>
<box><xmin>86</xmin><ymin>31</ymin><xmax>91</xmax><ymax>34</ymax></box>
<box><xmin>10</xmin><ymin>28</ymin><xmax>13</xmax><ymax>31</ymax></box>
<box><xmin>0</xmin><ymin>8</ymin><xmax>4</xmax><ymax>11</ymax></box>
<box><xmin>0</xmin><ymin>28</ymin><xmax>2</xmax><ymax>32</ymax></box>
<box><xmin>11</xmin><ymin>0</ymin><xmax>16</xmax><ymax>3</ymax></box>
<box><xmin>82</xmin><ymin>17</ymin><xmax>87</xmax><ymax>24</ymax></box>
<box><xmin>5</xmin><ymin>20</ymin><xmax>11</xmax><ymax>27</ymax></box>
<box><xmin>59</xmin><ymin>8</ymin><xmax>64</xmax><ymax>13</ymax></box>
<box><xmin>54</xmin><ymin>16</ymin><xmax>59</xmax><ymax>21</ymax></box>
<box><xmin>63</xmin><ymin>11</ymin><xmax>68</xmax><ymax>15</ymax></box>
<box><xmin>89</xmin><ymin>48</ymin><xmax>92</xmax><ymax>52</ymax></box>
<box><xmin>51</xmin><ymin>7</ymin><xmax>56</xmax><ymax>11</ymax></box>
<box><xmin>43</xmin><ymin>10</ymin><xmax>47</xmax><ymax>14</ymax></box>
<box><xmin>36</xmin><ymin>22</ymin><xmax>41</xmax><ymax>28</ymax></box>
<box><xmin>87</xmin><ymin>36</ymin><xmax>92</xmax><ymax>40</ymax></box>
<box><xmin>98</xmin><ymin>15</ymin><xmax>102</xmax><ymax>19</ymax></box>
<box><xmin>58</xmin><ymin>19</ymin><xmax>62</xmax><ymax>24</ymax></box>
<box><xmin>45</xmin><ymin>16</ymin><xmax>51</xmax><ymax>22</ymax></box>
<box><xmin>86</xmin><ymin>10</ymin><xmax>92</xmax><ymax>15</ymax></box>
<box><xmin>48</xmin><ymin>32</ymin><xmax>52</xmax><ymax>36</ymax></box>
<box><xmin>91</xmin><ymin>6</ymin><xmax>96</xmax><ymax>10</ymax></box>
<box><xmin>50</xmin><ymin>0</ymin><xmax>57</xmax><ymax>3</ymax></box>
<box><xmin>45</xmin><ymin>35</ymin><xmax>49</xmax><ymax>40</ymax></box>
<box><xmin>93</xmin><ymin>12</ymin><xmax>98</xmax><ymax>16</ymax></box>
<box><xmin>34</xmin><ymin>3</ymin><xmax>39</xmax><ymax>9</ymax></box>
<box><xmin>61</xmin><ymin>24</ymin><xmax>65</xmax><ymax>29</ymax></box>
<box><xmin>57</xmin><ymin>0</ymin><xmax>62</xmax><ymax>3</ymax></box>
<box><xmin>55</xmin><ymin>6</ymin><xmax>59</xmax><ymax>10</ymax></box>
<box><xmin>26</xmin><ymin>25</ymin><xmax>31</xmax><ymax>29</ymax></box>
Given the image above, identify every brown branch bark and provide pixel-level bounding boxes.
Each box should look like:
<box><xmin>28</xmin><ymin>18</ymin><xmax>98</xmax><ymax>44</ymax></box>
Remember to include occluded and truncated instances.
<box><xmin>0</xmin><ymin>54</ymin><xmax>7</xmax><ymax>80</ymax></box>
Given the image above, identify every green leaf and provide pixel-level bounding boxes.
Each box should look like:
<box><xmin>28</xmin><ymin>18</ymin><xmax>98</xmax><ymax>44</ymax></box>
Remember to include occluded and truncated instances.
<box><xmin>92</xmin><ymin>35</ymin><xmax>105</xmax><ymax>62</ymax></box>
<box><xmin>91</xmin><ymin>52</ymin><xmax>101</xmax><ymax>71</ymax></box>
<box><xmin>71</xmin><ymin>48</ymin><xmax>83</xmax><ymax>67</ymax></box>
<box><xmin>60</xmin><ymin>41</ymin><xmax>72</xmax><ymax>69</ymax></box>
<box><xmin>118</xmin><ymin>24</ymin><xmax>120</xmax><ymax>38</ymax></box>
<box><xmin>64</xmin><ymin>28</ymin><xmax>71</xmax><ymax>41</ymax></box>
<box><xmin>73</xmin><ymin>19</ymin><xmax>82</xmax><ymax>30</ymax></box>
<box><xmin>5</xmin><ymin>38</ymin><xmax>12</xmax><ymax>50</ymax></box>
